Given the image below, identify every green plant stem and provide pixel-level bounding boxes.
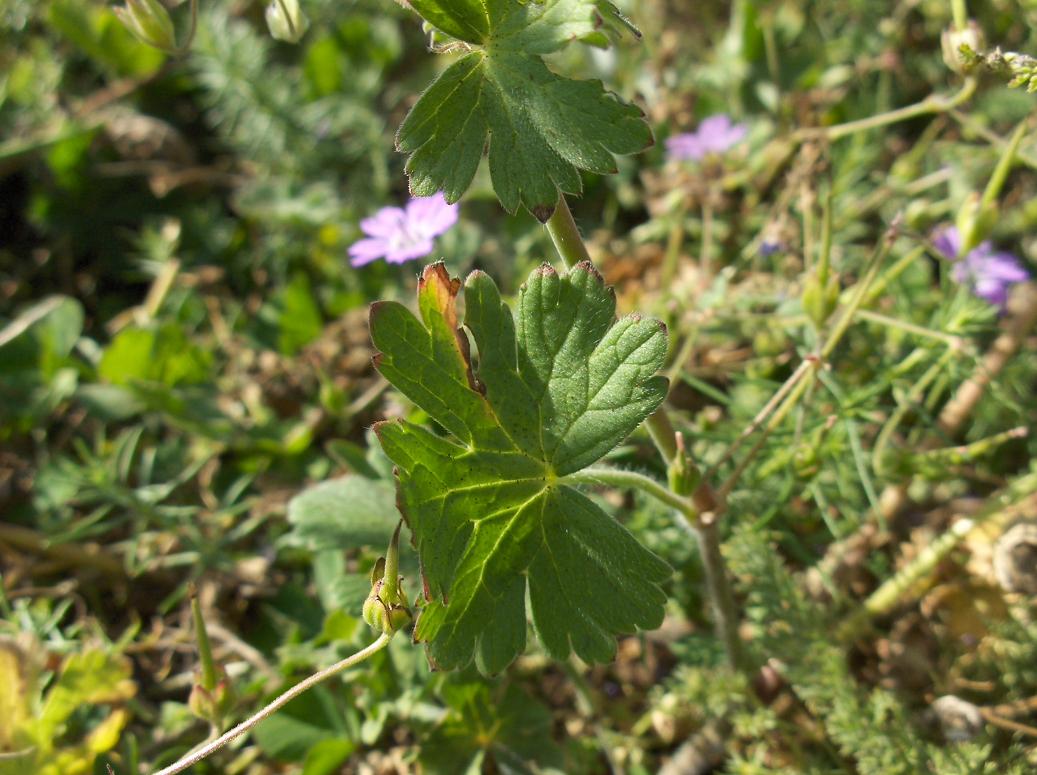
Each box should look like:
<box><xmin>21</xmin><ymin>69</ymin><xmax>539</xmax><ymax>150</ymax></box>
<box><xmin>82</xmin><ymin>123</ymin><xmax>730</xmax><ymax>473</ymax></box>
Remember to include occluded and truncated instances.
<box><xmin>951</xmin><ymin>0</ymin><xmax>968</xmax><ymax>30</ymax></box>
<box><xmin>797</xmin><ymin>78</ymin><xmax>976</xmax><ymax>143</ymax></box>
<box><xmin>861</xmin><ymin>245</ymin><xmax>926</xmax><ymax>307</ymax></box>
<box><xmin>568</xmin><ymin>466</ymin><xmax>688</xmax><ymax>515</ymax></box>
<box><xmin>644</xmin><ymin>406</ymin><xmax>679</xmax><ymax>465</ymax></box>
<box><xmin>818</xmin><ymin>189</ymin><xmax>833</xmax><ymax>281</ymax></box>
<box><xmin>566</xmin><ymin>467</ymin><xmax>743</xmax><ymax>670</ymax></box>
<box><xmin>661</xmin><ymin>198</ymin><xmax>689</xmax><ymax>290</ymax></box>
<box><xmin>980</xmin><ymin>120</ymin><xmax>1028</xmax><ymax>210</ymax></box>
<box><xmin>820</xmin><ymin>231</ymin><xmax>894</xmax><ymax>361</ymax></box>
<box><xmin>717</xmin><ymin>366</ymin><xmax>816</xmax><ymax>501</ymax></box>
<box><xmin>709</xmin><ymin>359</ymin><xmax>814</xmax><ymax>477</ymax></box>
<box><xmin>151</xmin><ymin>634</ymin><xmax>392</xmax><ymax>775</ymax></box>
<box><xmin>544</xmin><ymin>197</ymin><xmax>592</xmax><ymax>271</ymax></box>
<box><xmin>855</xmin><ymin>309</ymin><xmax>966</xmax><ymax>349</ymax></box>
<box><xmin>841</xmin><ymin>470</ymin><xmax>1037</xmax><ymax>638</ymax></box>
<box><xmin>950</xmin><ymin>110</ymin><xmax>1037</xmax><ymax>171</ymax></box>
<box><xmin>871</xmin><ymin>347</ymin><xmax>957</xmax><ymax>476</ymax></box>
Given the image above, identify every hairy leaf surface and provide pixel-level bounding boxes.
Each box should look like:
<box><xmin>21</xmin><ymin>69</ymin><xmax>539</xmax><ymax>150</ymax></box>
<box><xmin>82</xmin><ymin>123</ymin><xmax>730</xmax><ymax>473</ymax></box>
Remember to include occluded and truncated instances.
<box><xmin>370</xmin><ymin>262</ymin><xmax>670</xmax><ymax>672</ymax></box>
<box><xmin>396</xmin><ymin>0</ymin><xmax>653</xmax><ymax>217</ymax></box>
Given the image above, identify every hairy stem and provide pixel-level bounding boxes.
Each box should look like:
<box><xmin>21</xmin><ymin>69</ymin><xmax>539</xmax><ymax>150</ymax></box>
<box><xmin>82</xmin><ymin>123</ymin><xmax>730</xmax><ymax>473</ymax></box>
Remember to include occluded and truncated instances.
<box><xmin>544</xmin><ymin>196</ymin><xmax>592</xmax><ymax>271</ymax></box>
<box><xmin>979</xmin><ymin>120</ymin><xmax>1028</xmax><ymax>211</ymax></box>
<box><xmin>568</xmin><ymin>467</ymin><xmax>744</xmax><ymax>671</ymax></box>
<box><xmin>151</xmin><ymin>634</ymin><xmax>392</xmax><ymax>775</ymax></box>
<box><xmin>795</xmin><ymin>78</ymin><xmax>976</xmax><ymax>143</ymax></box>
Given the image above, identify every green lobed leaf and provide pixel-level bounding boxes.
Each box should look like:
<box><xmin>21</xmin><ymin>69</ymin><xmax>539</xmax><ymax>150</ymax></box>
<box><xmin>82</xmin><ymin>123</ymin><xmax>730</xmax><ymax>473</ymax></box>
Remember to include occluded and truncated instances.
<box><xmin>396</xmin><ymin>0</ymin><xmax>653</xmax><ymax>217</ymax></box>
<box><xmin>370</xmin><ymin>262</ymin><xmax>670</xmax><ymax>672</ymax></box>
<box><xmin>408</xmin><ymin>0</ymin><xmax>488</xmax><ymax>43</ymax></box>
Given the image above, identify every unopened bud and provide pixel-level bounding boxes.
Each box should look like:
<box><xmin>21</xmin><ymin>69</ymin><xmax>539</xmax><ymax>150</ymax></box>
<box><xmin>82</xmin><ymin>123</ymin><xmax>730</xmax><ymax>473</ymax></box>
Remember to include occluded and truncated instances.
<box><xmin>362</xmin><ymin>522</ymin><xmax>412</xmax><ymax>635</ymax></box>
<box><xmin>667</xmin><ymin>432</ymin><xmax>700</xmax><ymax>497</ymax></box>
<box><xmin>112</xmin><ymin>0</ymin><xmax>176</xmax><ymax>52</ymax></box>
<box><xmin>941</xmin><ymin>20</ymin><xmax>985</xmax><ymax>76</ymax></box>
<box><xmin>188</xmin><ymin>668</ymin><xmax>236</xmax><ymax>725</ymax></box>
<box><xmin>954</xmin><ymin>192</ymin><xmax>998</xmax><ymax>256</ymax></box>
<box><xmin>802</xmin><ymin>269</ymin><xmax>840</xmax><ymax>329</ymax></box>
<box><xmin>265</xmin><ymin>0</ymin><xmax>309</xmax><ymax>43</ymax></box>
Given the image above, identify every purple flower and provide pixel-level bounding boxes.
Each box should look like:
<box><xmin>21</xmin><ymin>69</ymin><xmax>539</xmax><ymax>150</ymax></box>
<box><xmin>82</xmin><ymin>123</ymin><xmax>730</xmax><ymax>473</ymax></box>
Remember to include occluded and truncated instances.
<box><xmin>349</xmin><ymin>192</ymin><xmax>458</xmax><ymax>267</ymax></box>
<box><xmin>665</xmin><ymin>114</ymin><xmax>747</xmax><ymax>162</ymax></box>
<box><xmin>932</xmin><ymin>225</ymin><xmax>1029</xmax><ymax>308</ymax></box>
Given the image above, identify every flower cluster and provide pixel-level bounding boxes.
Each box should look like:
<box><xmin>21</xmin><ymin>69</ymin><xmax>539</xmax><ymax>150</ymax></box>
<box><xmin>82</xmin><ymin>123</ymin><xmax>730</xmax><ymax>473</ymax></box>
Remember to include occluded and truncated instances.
<box><xmin>932</xmin><ymin>225</ymin><xmax>1028</xmax><ymax>309</ymax></box>
<box><xmin>666</xmin><ymin>114</ymin><xmax>747</xmax><ymax>162</ymax></box>
<box><xmin>349</xmin><ymin>193</ymin><xmax>458</xmax><ymax>267</ymax></box>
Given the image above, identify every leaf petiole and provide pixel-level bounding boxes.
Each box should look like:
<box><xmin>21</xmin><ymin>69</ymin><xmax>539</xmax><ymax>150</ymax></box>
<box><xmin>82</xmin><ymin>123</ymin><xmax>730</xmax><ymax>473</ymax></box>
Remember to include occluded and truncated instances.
<box><xmin>150</xmin><ymin>634</ymin><xmax>393</xmax><ymax>775</ymax></box>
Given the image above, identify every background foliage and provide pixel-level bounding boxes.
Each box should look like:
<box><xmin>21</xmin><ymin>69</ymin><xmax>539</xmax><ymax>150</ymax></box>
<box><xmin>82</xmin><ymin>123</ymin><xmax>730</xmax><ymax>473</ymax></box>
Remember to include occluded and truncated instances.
<box><xmin>2</xmin><ymin>0</ymin><xmax>1037</xmax><ymax>772</ymax></box>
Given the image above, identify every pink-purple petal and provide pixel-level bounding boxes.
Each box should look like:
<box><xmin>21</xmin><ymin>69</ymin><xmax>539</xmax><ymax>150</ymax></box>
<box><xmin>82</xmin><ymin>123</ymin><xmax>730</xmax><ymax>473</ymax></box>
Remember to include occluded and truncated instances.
<box><xmin>406</xmin><ymin>193</ymin><xmax>459</xmax><ymax>238</ymax></box>
<box><xmin>350</xmin><ymin>192</ymin><xmax>459</xmax><ymax>269</ymax></box>
<box><xmin>940</xmin><ymin>222</ymin><xmax>1029</xmax><ymax>309</ymax></box>
<box><xmin>385</xmin><ymin>238</ymin><xmax>435</xmax><ymax>264</ymax></box>
<box><xmin>972</xmin><ymin>278</ymin><xmax>1010</xmax><ymax>307</ymax></box>
<box><xmin>359</xmin><ymin>207</ymin><xmax>407</xmax><ymax>238</ymax></box>
<box><xmin>932</xmin><ymin>225</ymin><xmax>962</xmax><ymax>259</ymax></box>
<box><xmin>979</xmin><ymin>251</ymin><xmax>1029</xmax><ymax>282</ymax></box>
<box><xmin>349</xmin><ymin>237</ymin><xmax>391</xmax><ymax>267</ymax></box>
<box><xmin>666</xmin><ymin>114</ymin><xmax>747</xmax><ymax>162</ymax></box>
<box><xmin>666</xmin><ymin>134</ymin><xmax>705</xmax><ymax>161</ymax></box>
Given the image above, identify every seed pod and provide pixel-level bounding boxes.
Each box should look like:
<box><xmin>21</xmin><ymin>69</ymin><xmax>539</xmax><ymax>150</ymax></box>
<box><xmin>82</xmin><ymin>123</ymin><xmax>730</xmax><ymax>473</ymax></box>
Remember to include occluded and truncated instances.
<box><xmin>994</xmin><ymin>521</ymin><xmax>1037</xmax><ymax>594</ymax></box>
<box><xmin>930</xmin><ymin>695</ymin><xmax>984</xmax><ymax>742</ymax></box>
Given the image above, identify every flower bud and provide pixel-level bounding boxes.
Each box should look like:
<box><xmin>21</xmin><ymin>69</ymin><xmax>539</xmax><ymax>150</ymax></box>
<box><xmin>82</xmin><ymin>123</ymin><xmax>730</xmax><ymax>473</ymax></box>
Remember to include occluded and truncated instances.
<box><xmin>667</xmin><ymin>432</ymin><xmax>700</xmax><ymax>497</ymax></box>
<box><xmin>941</xmin><ymin>20</ymin><xmax>984</xmax><ymax>76</ymax></box>
<box><xmin>954</xmin><ymin>192</ymin><xmax>998</xmax><ymax>256</ymax></box>
<box><xmin>188</xmin><ymin>668</ymin><xmax>236</xmax><ymax>725</ymax></box>
<box><xmin>362</xmin><ymin>523</ymin><xmax>412</xmax><ymax>635</ymax></box>
<box><xmin>994</xmin><ymin>521</ymin><xmax>1037</xmax><ymax>594</ymax></box>
<box><xmin>112</xmin><ymin>0</ymin><xmax>177</xmax><ymax>52</ymax></box>
<box><xmin>930</xmin><ymin>695</ymin><xmax>983</xmax><ymax>742</ymax></box>
<box><xmin>802</xmin><ymin>269</ymin><xmax>840</xmax><ymax>329</ymax></box>
<box><xmin>265</xmin><ymin>0</ymin><xmax>309</xmax><ymax>43</ymax></box>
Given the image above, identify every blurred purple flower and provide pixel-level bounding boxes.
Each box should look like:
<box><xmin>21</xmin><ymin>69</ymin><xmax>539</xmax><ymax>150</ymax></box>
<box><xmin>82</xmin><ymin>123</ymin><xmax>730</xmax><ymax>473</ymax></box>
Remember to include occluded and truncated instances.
<box><xmin>932</xmin><ymin>225</ymin><xmax>1029</xmax><ymax>308</ymax></box>
<box><xmin>349</xmin><ymin>193</ymin><xmax>458</xmax><ymax>267</ymax></box>
<box><xmin>666</xmin><ymin>114</ymin><xmax>747</xmax><ymax>162</ymax></box>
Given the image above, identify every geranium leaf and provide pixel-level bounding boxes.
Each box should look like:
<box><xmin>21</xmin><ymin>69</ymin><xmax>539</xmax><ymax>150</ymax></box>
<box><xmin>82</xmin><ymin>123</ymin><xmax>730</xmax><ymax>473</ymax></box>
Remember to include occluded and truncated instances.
<box><xmin>407</xmin><ymin>0</ymin><xmax>488</xmax><ymax>44</ymax></box>
<box><xmin>370</xmin><ymin>262</ymin><xmax>670</xmax><ymax>673</ymax></box>
<box><xmin>396</xmin><ymin>0</ymin><xmax>653</xmax><ymax>218</ymax></box>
